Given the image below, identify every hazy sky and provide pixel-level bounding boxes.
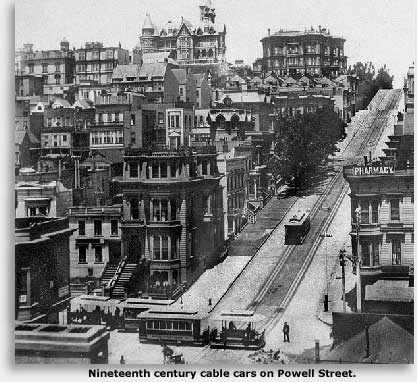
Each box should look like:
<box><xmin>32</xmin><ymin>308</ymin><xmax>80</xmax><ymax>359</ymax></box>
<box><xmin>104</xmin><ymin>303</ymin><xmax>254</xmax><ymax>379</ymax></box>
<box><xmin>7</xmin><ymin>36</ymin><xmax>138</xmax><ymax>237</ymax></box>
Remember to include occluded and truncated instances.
<box><xmin>15</xmin><ymin>0</ymin><xmax>415</xmax><ymax>87</ymax></box>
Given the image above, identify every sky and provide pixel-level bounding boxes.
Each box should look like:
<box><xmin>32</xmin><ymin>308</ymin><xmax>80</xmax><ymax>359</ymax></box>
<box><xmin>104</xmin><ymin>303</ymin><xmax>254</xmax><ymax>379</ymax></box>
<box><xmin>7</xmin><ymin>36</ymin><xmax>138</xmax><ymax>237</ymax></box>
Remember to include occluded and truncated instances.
<box><xmin>15</xmin><ymin>0</ymin><xmax>415</xmax><ymax>87</ymax></box>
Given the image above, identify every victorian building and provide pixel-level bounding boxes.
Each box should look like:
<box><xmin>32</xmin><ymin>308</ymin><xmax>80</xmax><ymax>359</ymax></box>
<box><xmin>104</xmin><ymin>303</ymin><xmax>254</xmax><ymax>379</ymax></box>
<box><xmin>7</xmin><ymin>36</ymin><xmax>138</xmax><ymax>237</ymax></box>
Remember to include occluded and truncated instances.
<box><xmin>17</xmin><ymin>40</ymin><xmax>75</xmax><ymax>87</ymax></box>
<box><xmin>343</xmin><ymin>86</ymin><xmax>413</xmax><ymax>315</ymax></box>
<box><xmin>258</xmin><ymin>26</ymin><xmax>347</xmax><ymax>77</ymax></box>
<box><xmin>137</xmin><ymin>1</ymin><xmax>226</xmax><ymax>68</ymax></box>
<box><xmin>74</xmin><ymin>41</ymin><xmax>130</xmax><ymax>85</ymax></box>
<box><xmin>117</xmin><ymin>144</ymin><xmax>224</xmax><ymax>299</ymax></box>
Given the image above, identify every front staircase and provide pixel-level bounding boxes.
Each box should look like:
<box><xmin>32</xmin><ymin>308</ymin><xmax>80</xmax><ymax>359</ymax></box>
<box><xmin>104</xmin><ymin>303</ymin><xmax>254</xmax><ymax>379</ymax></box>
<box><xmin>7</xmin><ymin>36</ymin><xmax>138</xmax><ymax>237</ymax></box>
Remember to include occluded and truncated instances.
<box><xmin>100</xmin><ymin>258</ymin><xmax>138</xmax><ymax>299</ymax></box>
<box><xmin>112</xmin><ymin>263</ymin><xmax>138</xmax><ymax>299</ymax></box>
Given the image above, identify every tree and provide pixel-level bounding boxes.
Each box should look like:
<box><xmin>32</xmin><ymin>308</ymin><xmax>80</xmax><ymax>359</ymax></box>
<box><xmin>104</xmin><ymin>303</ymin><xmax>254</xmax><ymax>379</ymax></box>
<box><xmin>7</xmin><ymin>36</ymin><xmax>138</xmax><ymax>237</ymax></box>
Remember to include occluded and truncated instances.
<box><xmin>348</xmin><ymin>62</ymin><xmax>394</xmax><ymax>109</ymax></box>
<box><xmin>269</xmin><ymin>107</ymin><xmax>344</xmax><ymax>191</ymax></box>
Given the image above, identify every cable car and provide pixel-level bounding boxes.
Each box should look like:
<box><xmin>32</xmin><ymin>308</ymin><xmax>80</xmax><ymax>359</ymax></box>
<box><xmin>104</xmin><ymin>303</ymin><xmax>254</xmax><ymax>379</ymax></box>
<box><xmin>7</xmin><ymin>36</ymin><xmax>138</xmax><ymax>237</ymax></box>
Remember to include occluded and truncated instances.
<box><xmin>136</xmin><ymin>308</ymin><xmax>207</xmax><ymax>344</ymax></box>
<box><xmin>284</xmin><ymin>210</ymin><xmax>310</xmax><ymax>245</ymax></box>
<box><xmin>118</xmin><ymin>298</ymin><xmax>175</xmax><ymax>332</ymax></box>
<box><xmin>209</xmin><ymin>310</ymin><xmax>266</xmax><ymax>350</ymax></box>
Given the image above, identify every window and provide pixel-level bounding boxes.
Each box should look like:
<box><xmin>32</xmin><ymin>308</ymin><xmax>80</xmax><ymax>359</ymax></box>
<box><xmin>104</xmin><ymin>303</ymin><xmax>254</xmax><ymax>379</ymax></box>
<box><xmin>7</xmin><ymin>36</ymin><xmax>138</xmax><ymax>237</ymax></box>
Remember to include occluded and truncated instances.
<box><xmin>42</xmin><ymin>64</ymin><xmax>48</xmax><ymax>73</ymax></box>
<box><xmin>94</xmin><ymin>220</ymin><xmax>102</xmax><ymax>236</ymax></box>
<box><xmin>158</xmin><ymin>112</ymin><xmax>164</xmax><ymax>124</ymax></box>
<box><xmin>153</xmin><ymin>236</ymin><xmax>160</xmax><ymax>260</ymax></box>
<box><xmin>392</xmin><ymin>239</ymin><xmax>402</xmax><ymax>265</ymax></box>
<box><xmin>152</xmin><ymin>162</ymin><xmax>159</xmax><ymax>178</ymax></box>
<box><xmin>371</xmin><ymin>201</ymin><xmax>379</xmax><ymax>223</ymax></box>
<box><xmin>78</xmin><ymin>246</ymin><xmax>87</xmax><ymax>263</ymax></box>
<box><xmin>161</xmin><ymin>236</ymin><xmax>169</xmax><ymax>260</ymax></box>
<box><xmin>130</xmin><ymin>132</ymin><xmax>136</xmax><ymax>145</ymax></box>
<box><xmin>130</xmin><ymin>162</ymin><xmax>138</xmax><ymax>178</ymax></box>
<box><xmin>62</xmin><ymin>135</ymin><xmax>67</xmax><ymax>142</ymax></box>
<box><xmin>360</xmin><ymin>200</ymin><xmax>369</xmax><ymax>224</ymax></box>
<box><xmin>390</xmin><ymin>199</ymin><xmax>400</xmax><ymax>221</ymax></box>
<box><xmin>130</xmin><ymin>114</ymin><xmax>135</xmax><ymax>126</ymax></box>
<box><xmin>78</xmin><ymin>221</ymin><xmax>85</xmax><ymax>236</ymax></box>
<box><xmin>131</xmin><ymin>199</ymin><xmax>139</xmax><ymax>220</ymax></box>
<box><xmin>111</xmin><ymin>220</ymin><xmax>118</xmax><ymax>235</ymax></box>
<box><xmin>160</xmin><ymin>162</ymin><xmax>167</xmax><ymax>178</ymax></box>
<box><xmin>28</xmin><ymin>207</ymin><xmax>36</xmax><ymax>216</ymax></box>
<box><xmin>95</xmin><ymin>246</ymin><xmax>103</xmax><ymax>263</ymax></box>
<box><xmin>28</xmin><ymin>64</ymin><xmax>34</xmax><ymax>73</ymax></box>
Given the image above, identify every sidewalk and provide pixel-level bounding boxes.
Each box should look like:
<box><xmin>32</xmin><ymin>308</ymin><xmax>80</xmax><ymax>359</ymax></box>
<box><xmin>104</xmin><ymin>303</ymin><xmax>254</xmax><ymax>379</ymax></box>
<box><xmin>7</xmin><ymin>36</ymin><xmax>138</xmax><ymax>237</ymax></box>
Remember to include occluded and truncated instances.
<box><xmin>316</xmin><ymin>243</ymin><xmax>356</xmax><ymax>326</ymax></box>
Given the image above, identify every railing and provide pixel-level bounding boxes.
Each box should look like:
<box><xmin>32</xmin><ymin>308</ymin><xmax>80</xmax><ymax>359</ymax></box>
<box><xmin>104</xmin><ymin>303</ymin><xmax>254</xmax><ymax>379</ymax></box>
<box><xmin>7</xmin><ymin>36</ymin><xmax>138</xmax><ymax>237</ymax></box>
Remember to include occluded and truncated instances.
<box><xmin>68</xmin><ymin>206</ymin><xmax>122</xmax><ymax>215</ymax></box>
<box><xmin>105</xmin><ymin>256</ymin><xmax>127</xmax><ymax>291</ymax></box>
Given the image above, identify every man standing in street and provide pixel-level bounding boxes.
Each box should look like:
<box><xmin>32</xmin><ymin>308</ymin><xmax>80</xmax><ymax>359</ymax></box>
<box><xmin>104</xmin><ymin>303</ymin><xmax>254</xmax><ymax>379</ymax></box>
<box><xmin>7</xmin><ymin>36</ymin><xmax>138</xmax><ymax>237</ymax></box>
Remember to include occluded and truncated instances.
<box><xmin>283</xmin><ymin>322</ymin><xmax>290</xmax><ymax>342</ymax></box>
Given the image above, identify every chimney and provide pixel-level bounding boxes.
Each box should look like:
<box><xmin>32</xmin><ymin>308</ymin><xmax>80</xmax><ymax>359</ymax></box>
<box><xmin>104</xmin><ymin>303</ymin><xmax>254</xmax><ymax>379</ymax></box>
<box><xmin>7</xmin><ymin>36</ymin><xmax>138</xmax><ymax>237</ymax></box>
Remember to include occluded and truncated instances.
<box><xmin>267</xmin><ymin>28</ymin><xmax>271</xmax><ymax>37</ymax></box>
<box><xmin>363</xmin><ymin>156</ymin><xmax>368</xmax><ymax>166</ymax></box>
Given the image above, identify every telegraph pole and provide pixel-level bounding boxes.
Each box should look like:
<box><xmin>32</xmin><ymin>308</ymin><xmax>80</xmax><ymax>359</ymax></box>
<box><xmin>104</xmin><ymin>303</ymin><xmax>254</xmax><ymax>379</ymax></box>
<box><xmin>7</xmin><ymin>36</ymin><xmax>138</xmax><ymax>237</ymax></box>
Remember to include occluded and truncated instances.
<box><xmin>355</xmin><ymin>207</ymin><xmax>362</xmax><ymax>313</ymax></box>
<box><xmin>339</xmin><ymin>249</ymin><xmax>347</xmax><ymax>313</ymax></box>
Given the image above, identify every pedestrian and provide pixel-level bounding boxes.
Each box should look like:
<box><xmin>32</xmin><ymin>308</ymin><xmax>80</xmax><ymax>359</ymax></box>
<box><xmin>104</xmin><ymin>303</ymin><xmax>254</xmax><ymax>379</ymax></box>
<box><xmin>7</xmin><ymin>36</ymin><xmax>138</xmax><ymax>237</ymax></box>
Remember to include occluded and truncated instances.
<box><xmin>120</xmin><ymin>355</ymin><xmax>125</xmax><ymax>365</ymax></box>
<box><xmin>283</xmin><ymin>322</ymin><xmax>290</xmax><ymax>343</ymax></box>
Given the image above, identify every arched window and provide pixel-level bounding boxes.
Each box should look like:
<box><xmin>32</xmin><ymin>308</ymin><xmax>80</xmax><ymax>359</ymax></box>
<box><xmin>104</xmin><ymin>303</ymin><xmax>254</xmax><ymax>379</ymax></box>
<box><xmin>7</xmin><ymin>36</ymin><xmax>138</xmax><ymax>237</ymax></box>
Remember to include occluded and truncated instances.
<box><xmin>208</xmin><ymin>48</ymin><xmax>213</xmax><ymax>57</ymax></box>
<box><xmin>230</xmin><ymin>114</ymin><xmax>240</xmax><ymax>129</ymax></box>
<box><xmin>216</xmin><ymin>114</ymin><xmax>226</xmax><ymax>129</ymax></box>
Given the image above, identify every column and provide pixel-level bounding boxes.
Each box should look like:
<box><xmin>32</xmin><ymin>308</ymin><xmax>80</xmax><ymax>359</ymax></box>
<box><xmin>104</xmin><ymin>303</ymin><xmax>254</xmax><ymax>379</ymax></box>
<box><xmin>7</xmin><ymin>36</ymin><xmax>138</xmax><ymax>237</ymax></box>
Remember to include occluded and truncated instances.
<box><xmin>142</xmin><ymin>161</ymin><xmax>147</xmax><ymax>179</ymax></box>
<box><xmin>207</xmin><ymin>161</ymin><xmax>211</xmax><ymax>175</ymax></box>
<box><xmin>150</xmin><ymin>199</ymin><xmax>153</xmax><ymax>221</ymax></box>
<box><xmin>149</xmin><ymin>163</ymin><xmax>152</xmax><ymax>178</ymax></box>
<box><xmin>167</xmin><ymin>162</ymin><xmax>171</xmax><ymax>179</ymax></box>
<box><xmin>168</xmin><ymin>200</ymin><xmax>172</xmax><ymax>220</ymax></box>
<box><xmin>168</xmin><ymin>236</ymin><xmax>171</xmax><ymax>259</ymax></box>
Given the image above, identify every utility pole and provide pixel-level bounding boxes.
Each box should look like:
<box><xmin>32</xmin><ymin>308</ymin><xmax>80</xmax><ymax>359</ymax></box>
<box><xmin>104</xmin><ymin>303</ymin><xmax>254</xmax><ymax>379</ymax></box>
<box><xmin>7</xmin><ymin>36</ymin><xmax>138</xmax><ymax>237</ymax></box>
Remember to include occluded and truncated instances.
<box><xmin>355</xmin><ymin>207</ymin><xmax>362</xmax><ymax>313</ymax></box>
<box><xmin>339</xmin><ymin>249</ymin><xmax>347</xmax><ymax>313</ymax></box>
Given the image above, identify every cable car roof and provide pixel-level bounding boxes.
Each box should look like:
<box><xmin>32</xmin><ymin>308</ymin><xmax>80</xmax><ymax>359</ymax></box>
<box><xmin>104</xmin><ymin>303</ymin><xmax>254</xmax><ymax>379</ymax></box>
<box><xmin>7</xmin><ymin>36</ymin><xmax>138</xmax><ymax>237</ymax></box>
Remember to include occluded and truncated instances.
<box><xmin>210</xmin><ymin>310</ymin><xmax>266</xmax><ymax>323</ymax></box>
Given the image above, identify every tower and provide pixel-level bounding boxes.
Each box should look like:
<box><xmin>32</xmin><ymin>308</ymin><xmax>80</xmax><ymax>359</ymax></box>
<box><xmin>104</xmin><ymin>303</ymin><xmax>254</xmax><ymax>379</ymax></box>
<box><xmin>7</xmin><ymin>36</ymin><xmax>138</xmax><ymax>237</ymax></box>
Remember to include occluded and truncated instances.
<box><xmin>199</xmin><ymin>0</ymin><xmax>216</xmax><ymax>24</ymax></box>
<box><xmin>140</xmin><ymin>13</ymin><xmax>157</xmax><ymax>53</ymax></box>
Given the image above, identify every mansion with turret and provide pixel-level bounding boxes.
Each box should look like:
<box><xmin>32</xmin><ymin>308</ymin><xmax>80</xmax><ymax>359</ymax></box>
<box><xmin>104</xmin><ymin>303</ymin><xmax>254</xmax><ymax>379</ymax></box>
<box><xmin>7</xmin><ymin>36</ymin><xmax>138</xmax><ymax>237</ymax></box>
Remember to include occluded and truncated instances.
<box><xmin>136</xmin><ymin>0</ymin><xmax>226</xmax><ymax>67</ymax></box>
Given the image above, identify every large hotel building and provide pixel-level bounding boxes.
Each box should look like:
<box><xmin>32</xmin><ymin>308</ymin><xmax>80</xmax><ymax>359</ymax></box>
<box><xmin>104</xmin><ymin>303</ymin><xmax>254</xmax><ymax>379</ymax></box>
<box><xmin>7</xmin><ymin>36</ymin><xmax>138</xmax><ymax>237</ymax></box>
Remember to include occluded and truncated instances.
<box><xmin>137</xmin><ymin>0</ymin><xmax>226</xmax><ymax>67</ymax></box>
<box><xmin>259</xmin><ymin>26</ymin><xmax>347</xmax><ymax>77</ymax></box>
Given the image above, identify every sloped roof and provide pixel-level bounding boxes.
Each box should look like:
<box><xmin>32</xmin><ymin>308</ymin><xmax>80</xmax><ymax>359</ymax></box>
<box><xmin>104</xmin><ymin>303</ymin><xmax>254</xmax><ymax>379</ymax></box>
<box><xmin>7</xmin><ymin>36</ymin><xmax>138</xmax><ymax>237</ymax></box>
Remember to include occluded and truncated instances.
<box><xmin>143</xmin><ymin>13</ymin><xmax>155</xmax><ymax>30</ymax></box>
<box><xmin>51</xmin><ymin>98</ymin><xmax>71</xmax><ymax>108</ymax></box>
<box><xmin>325</xmin><ymin>317</ymin><xmax>413</xmax><ymax>363</ymax></box>
<box><xmin>250</xmin><ymin>76</ymin><xmax>263</xmax><ymax>84</ymax></box>
<box><xmin>193</xmin><ymin>73</ymin><xmax>206</xmax><ymax>87</ymax></box>
<box><xmin>15</xmin><ymin>129</ymin><xmax>39</xmax><ymax>146</ymax></box>
<box><xmin>298</xmin><ymin>76</ymin><xmax>311</xmax><ymax>85</ymax></box>
<box><xmin>314</xmin><ymin>77</ymin><xmax>336</xmax><ymax>87</ymax></box>
<box><xmin>229</xmin><ymin>74</ymin><xmax>246</xmax><ymax>84</ymax></box>
<box><xmin>112</xmin><ymin>64</ymin><xmax>140</xmax><ymax>80</ymax></box>
<box><xmin>73</xmin><ymin>98</ymin><xmax>94</xmax><ymax>109</ymax></box>
<box><xmin>138</xmin><ymin>62</ymin><xmax>167</xmax><ymax>79</ymax></box>
<box><xmin>171</xmin><ymin>68</ymin><xmax>187</xmax><ymax>84</ymax></box>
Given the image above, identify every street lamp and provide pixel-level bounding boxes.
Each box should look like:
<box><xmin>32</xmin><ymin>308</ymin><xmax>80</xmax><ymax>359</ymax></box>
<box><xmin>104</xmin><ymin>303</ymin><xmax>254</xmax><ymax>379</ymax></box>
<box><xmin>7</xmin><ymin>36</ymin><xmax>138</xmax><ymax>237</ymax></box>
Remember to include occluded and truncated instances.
<box><xmin>339</xmin><ymin>249</ymin><xmax>347</xmax><ymax>313</ymax></box>
<box><xmin>320</xmin><ymin>230</ymin><xmax>333</xmax><ymax>312</ymax></box>
<box><xmin>355</xmin><ymin>207</ymin><xmax>362</xmax><ymax>313</ymax></box>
